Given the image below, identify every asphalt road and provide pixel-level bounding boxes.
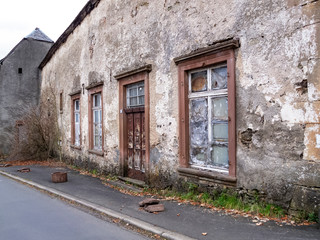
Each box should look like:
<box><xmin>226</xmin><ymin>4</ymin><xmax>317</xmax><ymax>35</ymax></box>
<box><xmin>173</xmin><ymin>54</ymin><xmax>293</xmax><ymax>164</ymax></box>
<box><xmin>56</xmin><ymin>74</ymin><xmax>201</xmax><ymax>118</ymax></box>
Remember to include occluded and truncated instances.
<box><xmin>0</xmin><ymin>174</ymin><xmax>149</xmax><ymax>240</ymax></box>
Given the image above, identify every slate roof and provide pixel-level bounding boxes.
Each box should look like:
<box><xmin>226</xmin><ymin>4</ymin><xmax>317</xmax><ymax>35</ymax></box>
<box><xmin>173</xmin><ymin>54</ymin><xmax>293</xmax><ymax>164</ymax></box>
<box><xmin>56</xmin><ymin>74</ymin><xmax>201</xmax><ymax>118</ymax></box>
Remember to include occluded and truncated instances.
<box><xmin>0</xmin><ymin>28</ymin><xmax>53</xmax><ymax>64</ymax></box>
<box><xmin>25</xmin><ymin>28</ymin><xmax>53</xmax><ymax>43</ymax></box>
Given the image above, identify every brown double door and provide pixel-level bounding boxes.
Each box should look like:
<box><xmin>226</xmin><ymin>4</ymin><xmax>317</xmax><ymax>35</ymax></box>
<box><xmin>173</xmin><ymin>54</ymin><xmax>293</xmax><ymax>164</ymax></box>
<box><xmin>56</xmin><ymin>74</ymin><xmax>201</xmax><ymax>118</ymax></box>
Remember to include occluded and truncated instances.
<box><xmin>125</xmin><ymin>107</ymin><xmax>145</xmax><ymax>181</ymax></box>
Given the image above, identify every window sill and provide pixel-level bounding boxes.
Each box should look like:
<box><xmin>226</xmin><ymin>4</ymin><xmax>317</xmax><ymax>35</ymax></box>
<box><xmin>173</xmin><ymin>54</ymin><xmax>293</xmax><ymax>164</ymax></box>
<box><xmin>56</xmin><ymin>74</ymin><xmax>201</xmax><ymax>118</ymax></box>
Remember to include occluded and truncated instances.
<box><xmin>70</xmin><ymin>145</ymin><xmax>81</xmax><ymax>150</ymax></box>
<box><xmin>177</xmin><ymin>167</ymin><xmax>236</xmax><ymax>186</ymax></box>
<box><xmin>88</xmin><ymin>149</ymin><xmax>104</xmax><ymax>156</ymax></box>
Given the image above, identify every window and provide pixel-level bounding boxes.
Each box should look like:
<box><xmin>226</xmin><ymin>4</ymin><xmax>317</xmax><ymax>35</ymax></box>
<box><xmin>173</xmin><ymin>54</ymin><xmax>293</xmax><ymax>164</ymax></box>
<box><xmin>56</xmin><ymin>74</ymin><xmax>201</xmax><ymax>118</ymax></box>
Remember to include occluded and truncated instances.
<box><xmin>175</xmin><ymin>42</ymin><xmax>237</xmax><ymax>178</ymax></box>
<box><xmin>189</xmin><ymin>65</ymin><xmax>229</xmax><ymax>170</ymax></box>
<box><xmin>92</xmin><ymin>93</ymin><xmax>102</xmax><ymax>150</ymax></box>
<box><xmin>86</xmin><ymin>84</ymin><xmax>104</xmax><ymax>155</ymax></box>
<box><xmin>70</xmin><ymin>93</ymin><xmax>81</xmax><ymax>148</ymax></box>
<box><xmin>74</xmin><ymin>99</ymin><xmax>81</xmax><ymax>146</ymax></box>
<box><xmin>60</xmin><ymin>92</ymin><xmax>63</xmax><ymax>113</ymax></box>
<box><xmin>126</xmin><ymin>82</ymin><xmax>145</xmax><ymax>108</ymax></box>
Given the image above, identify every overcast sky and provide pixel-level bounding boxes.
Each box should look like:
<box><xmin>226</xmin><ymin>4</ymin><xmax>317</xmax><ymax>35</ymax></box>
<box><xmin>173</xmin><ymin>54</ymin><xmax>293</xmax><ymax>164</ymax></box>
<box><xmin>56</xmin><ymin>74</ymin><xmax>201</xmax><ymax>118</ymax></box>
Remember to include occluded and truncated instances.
<box><xmin>0</xmin><ymin>0</ymin><xmax>89</xmax><ymax>59</ymax></box>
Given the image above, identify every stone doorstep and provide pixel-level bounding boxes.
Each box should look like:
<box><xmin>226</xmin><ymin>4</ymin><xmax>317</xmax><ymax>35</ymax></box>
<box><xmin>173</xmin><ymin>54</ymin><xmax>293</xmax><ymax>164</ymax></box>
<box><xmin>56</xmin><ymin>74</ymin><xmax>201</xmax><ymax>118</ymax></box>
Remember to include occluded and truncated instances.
<box><xmin>118</xmin><ymin>176</ymin><xmax>148</xmax><ymax>188</ymax></box>
<box><xmin>105</xmin><ymin>179</ymin><xmax>144</xmax><ymax>193</ymax></box>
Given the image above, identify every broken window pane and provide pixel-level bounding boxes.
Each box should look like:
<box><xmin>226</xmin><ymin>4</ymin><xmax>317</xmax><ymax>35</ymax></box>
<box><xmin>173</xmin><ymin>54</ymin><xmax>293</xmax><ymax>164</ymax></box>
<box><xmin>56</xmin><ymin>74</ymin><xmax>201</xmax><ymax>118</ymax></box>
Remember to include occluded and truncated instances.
<box><xmin>211</xmin><ymin>66</ymin><xmax>227</xmax><ymax>89</ymax></box>
<box><xmin>188</xmin><ymin>65</ymin><xmax>229</xmax><ymax>170</ymax></box>
<box><xmin>138</xmin><ymin>86</ymin><xmax>144</xmax><ymax>96</ymax></box>
<box><xmin>190</xmin><ymin>98</ymin><xmax>208</xmax><ymax>146</ymax></box>
<box><xmin>210</xmin><ymin>145</ymin><xmax>228</xmax><ymax>168</ymax></box>
<box><xmin>212</xmin><ymin>123</ymin><xmax>228</xmax><ymax>140</ymax></box>
<box><xmin>212</xmin><ymin>97</ymin><xmax>228</xmax><ymax>120</ymax></box>
<box><xmin>191</xmin><ymin>70</ymin><xmax>207</xmax><ymax>93</ymax></box>
<box><xmin>190</xmin><ymin>147</ymin><xmax>207</xmax><ymax>165</ymax></box>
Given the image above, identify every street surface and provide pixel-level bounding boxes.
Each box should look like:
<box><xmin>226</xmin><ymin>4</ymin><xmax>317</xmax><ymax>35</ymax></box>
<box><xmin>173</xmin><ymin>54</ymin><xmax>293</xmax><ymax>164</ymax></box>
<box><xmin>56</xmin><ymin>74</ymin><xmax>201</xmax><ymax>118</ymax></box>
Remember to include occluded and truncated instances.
<box><xmin>0</xmin><ymin>174</ymin><xmax>149</xmax><ymax>240</ymax></box>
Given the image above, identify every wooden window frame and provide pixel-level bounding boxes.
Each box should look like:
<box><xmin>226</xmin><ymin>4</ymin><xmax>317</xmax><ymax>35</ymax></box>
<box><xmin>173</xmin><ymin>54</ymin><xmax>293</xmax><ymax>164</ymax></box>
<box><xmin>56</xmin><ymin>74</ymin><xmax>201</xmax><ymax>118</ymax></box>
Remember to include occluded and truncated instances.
<box><xmin>115</xmin><ymin>65</ymin><xmax>151</xmax><ymax>177</ymax></box>
<box><xmin>87</xmin><ymin>84</ymin><xmax>104</xmax><ymax>155</ymax></box>
<box><xmin>70</xmin><ymin>93</ymin><xmax>81</xmax><ymax>149</ymax></box>
<box><xmin>176</xmin><ymin>49</ymin><xmax>236</xmax><ymax>178</ymax></box>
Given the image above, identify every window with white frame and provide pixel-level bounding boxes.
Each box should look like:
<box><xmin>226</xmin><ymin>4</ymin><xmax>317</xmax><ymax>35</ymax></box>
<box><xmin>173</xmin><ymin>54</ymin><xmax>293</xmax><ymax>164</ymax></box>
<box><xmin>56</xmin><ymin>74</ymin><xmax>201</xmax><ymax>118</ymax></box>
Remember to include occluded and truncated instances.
<box><xmin>188</xmin><ymin>64</ymin><xmax>229</xmax><ymax>171</ymax></box>
<box><xmin>74</xmin><ymin>99</ymin><xmax>80</xmax><ymax>146</ymax></box>
<box><xmin>126</xmin><ymin>82</ymin><xmax>144</xmax><ymax>108</ymax></box>
<box><xmin>92</xmin><ymin>93</ymin><xmax>102</xmax><ymax>150</ymax></box>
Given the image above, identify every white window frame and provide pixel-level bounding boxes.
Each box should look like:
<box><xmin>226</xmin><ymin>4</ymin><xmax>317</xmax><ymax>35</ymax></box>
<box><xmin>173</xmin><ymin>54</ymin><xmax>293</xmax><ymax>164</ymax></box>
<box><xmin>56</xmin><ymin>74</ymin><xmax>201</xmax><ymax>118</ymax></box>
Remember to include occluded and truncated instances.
<box><xmin>74</xmin><ymin>99</ymin><xmax>80</xmax><ymax>146</ymax></box>
<box><xmin>126</xmin><ymin>82</ymin><xmax>145</xmax><ymax>108</ymax></box>
<box><xmin>92</xmin><ymin>93</ymin><xmax>102</xmax><ymax>150</ymax></box>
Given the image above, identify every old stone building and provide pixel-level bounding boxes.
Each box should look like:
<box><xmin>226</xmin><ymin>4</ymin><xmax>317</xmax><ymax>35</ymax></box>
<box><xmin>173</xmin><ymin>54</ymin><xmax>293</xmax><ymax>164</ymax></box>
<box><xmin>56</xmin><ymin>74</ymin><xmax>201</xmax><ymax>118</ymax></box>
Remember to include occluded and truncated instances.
<box><xmin>0</xmin><ymin>28</ymin><xmax>53</xmax><ymax>155</ymax></box>
<box><xmin>39</xmin><ymin>0</ymin><xmax>319</xmax><ymax>215</ymax></box>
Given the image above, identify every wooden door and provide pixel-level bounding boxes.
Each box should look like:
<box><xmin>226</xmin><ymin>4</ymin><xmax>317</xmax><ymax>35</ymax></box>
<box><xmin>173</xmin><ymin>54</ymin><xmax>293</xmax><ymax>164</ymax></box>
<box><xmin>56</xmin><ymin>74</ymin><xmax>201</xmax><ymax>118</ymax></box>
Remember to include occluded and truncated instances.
<box><xmin>126</xmin><ymin>107</ymin><xmax>145</xmax><ymax>181</ymax></box>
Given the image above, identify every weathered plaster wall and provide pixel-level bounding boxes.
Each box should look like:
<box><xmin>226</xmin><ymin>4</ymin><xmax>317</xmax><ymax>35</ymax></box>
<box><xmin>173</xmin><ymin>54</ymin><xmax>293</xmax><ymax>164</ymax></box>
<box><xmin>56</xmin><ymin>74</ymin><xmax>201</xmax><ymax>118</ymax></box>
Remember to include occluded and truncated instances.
<box><xmin>41</xmin><ymin>0</ymin><xmax>319</xmax><ymax>212</ymax></box>
<box><xmin>0</xmin><ymin>39</ymin><xmax>53</xmax><ymax>155</ymax></box>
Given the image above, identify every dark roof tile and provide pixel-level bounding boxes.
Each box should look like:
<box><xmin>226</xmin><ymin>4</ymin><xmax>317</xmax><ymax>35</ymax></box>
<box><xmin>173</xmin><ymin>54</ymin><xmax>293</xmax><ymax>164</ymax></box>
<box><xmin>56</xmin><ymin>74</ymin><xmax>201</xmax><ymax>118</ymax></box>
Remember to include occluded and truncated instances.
<box><xmin>25</xmin><ymin>28</ymin><xmax>53</xmax><ymax>43</ymax></box>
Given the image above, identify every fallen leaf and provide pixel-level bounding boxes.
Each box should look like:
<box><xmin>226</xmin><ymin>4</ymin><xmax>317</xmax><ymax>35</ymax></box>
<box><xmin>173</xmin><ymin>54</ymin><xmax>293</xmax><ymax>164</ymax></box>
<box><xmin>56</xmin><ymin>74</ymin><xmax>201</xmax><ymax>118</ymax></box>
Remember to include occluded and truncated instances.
<box><xmin>256</xmin><ymin>222</ymin><xmax>263</xmax><ymax>226</ymax></box>
<box><xmin>112</xmin><ymin>219</ymin><xmax>120</xmax><ymax>223</ymax></box>
<box><xmin>202</xmin><ymin>233</ymin><xmax>207</xmax><ymax>236</ymax></box>
<box><xmin>177</xmin><ymin>213</ymin><xmax>180</xmax><ymax>216</ymax></box>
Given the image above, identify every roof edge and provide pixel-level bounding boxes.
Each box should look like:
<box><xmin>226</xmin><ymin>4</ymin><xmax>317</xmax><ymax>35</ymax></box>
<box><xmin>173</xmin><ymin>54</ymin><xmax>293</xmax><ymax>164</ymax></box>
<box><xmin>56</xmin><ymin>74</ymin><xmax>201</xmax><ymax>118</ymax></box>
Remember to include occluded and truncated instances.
<box><xmin>0</xmin><ymin>39</ymin><xmax>27</xmax><ymax>65</ymax></box>
<box><xmin>173</xmin><ymin>38</ymin><xmax>240</xmax><ymax>65</ymax></box>
<box><xmin>39</xmin><ymin>0</ymin><xmax>101</xmax><ymax>69</ymax></box>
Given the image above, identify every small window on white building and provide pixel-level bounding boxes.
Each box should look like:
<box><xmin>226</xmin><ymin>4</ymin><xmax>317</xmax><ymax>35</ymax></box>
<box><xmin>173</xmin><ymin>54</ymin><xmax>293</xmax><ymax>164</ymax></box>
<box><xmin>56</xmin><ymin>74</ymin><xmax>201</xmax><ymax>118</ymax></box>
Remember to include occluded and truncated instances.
<box><xmin>126</xmin><ymin>82</ymin><xmax>144</xmax><ymax>108</ymax></box>
<box><xmin>93</xmin><ymin>93</ymin><xmax>102</xmax><ymax>150</ymax></box>
<box><xmin>74</xmin><ymin>99</ymin><xmax>80</xmax><ymax>146</ymax></box>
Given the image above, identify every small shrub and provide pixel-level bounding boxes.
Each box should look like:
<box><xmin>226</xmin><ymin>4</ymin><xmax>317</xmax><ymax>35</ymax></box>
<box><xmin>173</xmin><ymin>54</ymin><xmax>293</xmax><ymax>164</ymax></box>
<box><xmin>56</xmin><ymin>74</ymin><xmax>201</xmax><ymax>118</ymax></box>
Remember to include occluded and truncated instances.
<box><xmin>10</xmin><ymin>87</ymin><xmax>60</xmax><ymax>160</ymax></box>
<box><xmin>307</xmin><ymin>212</ymin><xmax>319</xmax><ymax>223</ymax></box>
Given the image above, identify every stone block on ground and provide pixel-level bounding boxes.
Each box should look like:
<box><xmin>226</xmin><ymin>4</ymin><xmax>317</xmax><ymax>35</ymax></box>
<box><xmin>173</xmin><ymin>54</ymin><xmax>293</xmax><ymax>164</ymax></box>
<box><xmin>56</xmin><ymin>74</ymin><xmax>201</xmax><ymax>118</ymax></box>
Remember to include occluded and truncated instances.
<box><xmin>139</xmin><ymin>198</ymin><xmax>160</xmax><ymax>207</ymax></box>
<box><xmin>51</xmin><ymin>172</ymin><xmax>68</xmax><ymax>183</ymax></box>
<box><xmin>17</xmin><ymin>167</ymin><xmax>30</xmax><ymax>173</ymax></box>
<box><xmin>144</xmin><ymin>204</ymin><xmax>165</xmax><ymax>213</ymax></box>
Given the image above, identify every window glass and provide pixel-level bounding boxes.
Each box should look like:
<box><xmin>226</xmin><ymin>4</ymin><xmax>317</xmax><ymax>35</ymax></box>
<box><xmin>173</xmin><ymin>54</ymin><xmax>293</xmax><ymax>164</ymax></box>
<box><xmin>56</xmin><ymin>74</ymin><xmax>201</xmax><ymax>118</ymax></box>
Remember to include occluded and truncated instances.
<box><xmin>139</xmin><ymin>96</ymin><xmax>145</xmax><ymax>105</ymax></box>
<box><xmin>129</xmin><ymin>88</ymin><xmax>137</xmax><ymax>97</ymax></box>
<box><xmin>138</xmin><ymin>86</ymin><xmax>144</xmax><ymax>96</ymax></box>
<box><xmin>210</xmin><ymin>145</ymin><xmax>228</xmax><ymax>168</ymax></box>
<box><xmin>190</xmin><ymin>147</ymin><xmax>207</xmax><ymax>165</ymax></box>
<box><xmin>190</xmin><ymin>98</ymin><xmax>208</xmax><ymax>147</ymax></box>
<box><xmin>94</xmin><ymin>110</ymin><xmax>99</xmax><ymax>123</ymax></box>
<box><xmin>212</xmin><ymin>97</ymin><xmax>228</xmax><ymax>120</ymax></box>
<box><xmin>191</xmin><ymin>70</ymin><xmax>207</xmax><ymax>93</ymax></box>
<box><xmin>75</xmin><ymin>113</ymin><xmax>79</xmax><ymax>123</ymax></box>
<box><xmin>212</xmin><ymin>123</ymin><xmax>228</xmax><ymax>140</ymax></box>
<box><xmin>211</xmin><ymin>66</ymin><xmax>227</xmax><ymax>90</ymax></box>
<box><xmin>73</xmin><ymin>98</ymin><xmax>80</xmax><ymax>146</ymax></box>
<box><xmin>92</xmin><ymin>92</ymin><xmax>102</xmax><ymax>150</ymax></box>
<box><xmin>94</xmin><ymin>94</ymin><xmax>101</xmax><ymax>107</ymax></box>
<box><xmin>126</xmin><ymin>82</ymin><xmax>144</xmax><ymax>108</ymax></box>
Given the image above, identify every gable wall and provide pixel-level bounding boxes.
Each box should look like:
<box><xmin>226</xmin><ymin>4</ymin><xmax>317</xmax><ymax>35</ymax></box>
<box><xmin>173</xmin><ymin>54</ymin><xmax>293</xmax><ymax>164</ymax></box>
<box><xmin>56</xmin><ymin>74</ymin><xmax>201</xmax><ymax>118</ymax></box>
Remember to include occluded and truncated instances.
<box><xmin>0</xmin><ymin>39</ymin><xmax>53</xmax><ymax>155</ymax></box>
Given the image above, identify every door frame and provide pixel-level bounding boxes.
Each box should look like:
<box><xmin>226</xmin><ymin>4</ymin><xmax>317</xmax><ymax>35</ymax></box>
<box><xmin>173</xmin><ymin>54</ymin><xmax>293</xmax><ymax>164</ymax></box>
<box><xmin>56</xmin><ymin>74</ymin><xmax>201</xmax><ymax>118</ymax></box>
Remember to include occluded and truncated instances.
<box><xmin>115</xmin><ymin>65</ymin><xmax>151</xmax><ymax>178</ymax></box>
